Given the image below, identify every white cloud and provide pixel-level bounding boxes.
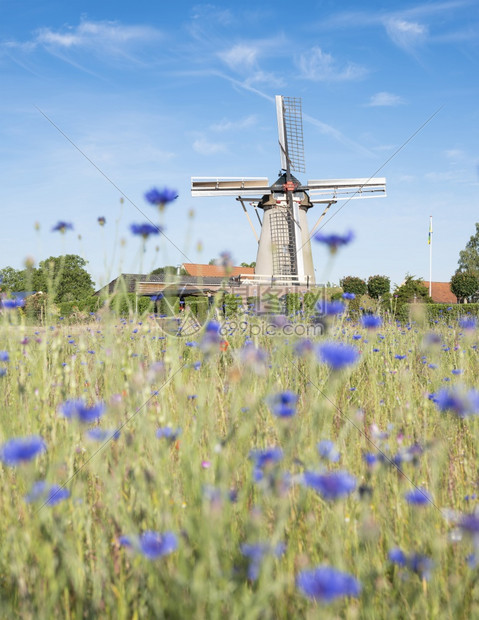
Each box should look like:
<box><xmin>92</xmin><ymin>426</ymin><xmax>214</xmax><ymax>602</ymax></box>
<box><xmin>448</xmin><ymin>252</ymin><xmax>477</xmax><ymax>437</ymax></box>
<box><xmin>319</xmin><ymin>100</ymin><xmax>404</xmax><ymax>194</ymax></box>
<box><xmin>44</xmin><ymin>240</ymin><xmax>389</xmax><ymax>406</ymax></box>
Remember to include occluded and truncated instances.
<box><xmin>218</xmin><ymin>44</ymin><xmax>258</xmax><ymax>70</ymax></box>
<box><xmin>384</xmin><ymin>18</ymin><xmax>428</xmax><ymax>51</ymax></box>
<box><xmin>4</xmin><ymin>20</ymin><xmax>163</xmax><ymax>62</ymax></box>
<box><xmin>444</xmin><ymin>148</ymin><xmax>466</xmax><ymax>161</ymax></box>
<box><xmin>192</xmin><ymin>137</ymin><xmax>227</xmax><ymax>155</ymax></box>
<box><xmin>367</xmin><ymin>92</ymin><xmax>405</xmax><ymax>107</ymax></box>
<box><xmin>244</xmin><ymin>69</ymin><xmax>285</xmax><ymax>88</ymax></box>
<box><xmin>298</xmin><ymin>46</ymin><xmax>367</xmax><ymax>82</ymax></box>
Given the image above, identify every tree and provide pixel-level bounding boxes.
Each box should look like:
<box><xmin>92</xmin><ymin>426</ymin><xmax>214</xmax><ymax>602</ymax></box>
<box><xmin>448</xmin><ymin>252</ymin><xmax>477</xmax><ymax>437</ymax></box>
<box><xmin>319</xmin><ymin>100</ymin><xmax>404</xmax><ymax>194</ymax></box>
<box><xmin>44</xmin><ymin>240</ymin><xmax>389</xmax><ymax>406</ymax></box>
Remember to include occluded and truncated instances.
<box><xmin>394</xmin><ymin>275</ymin><xmax>432</xmax><ymax>304</ymax></box>
<box><xmin>457</xmin><ymin>223</ymin><xmax>479</xmax><ymax>275</ymax></box>
<box><xmin>340</xmin><ymin>276</ymin><xmax>367</xmax><ymax>296</ymax></box>
<box><xmin>150</xmin><ymin>266</ymin><xmax>187</xmax><ymax>276</ymax></box>
<box><xmin>450</xmin><ymin>271</ymin><xmax>479</xmax><ymax>303</ymax></box>
<box><xmin>240</xmin><ymin>261</ymin><xmax>256</xmax><ymax>268</ymax></box>
<box><xmin>0</xmin><ymin>266</ymin><xmax>27</xmax><ymax>293</ymax></box>
<box><xmin>32</xmin><ymin>255</ymin><xmax>94</xmax><ymax>303</ymax></box>
<box><xmin>367</xmin><ymin>275</ymin><xmax>390</xmax><ymax>299</ymax></box>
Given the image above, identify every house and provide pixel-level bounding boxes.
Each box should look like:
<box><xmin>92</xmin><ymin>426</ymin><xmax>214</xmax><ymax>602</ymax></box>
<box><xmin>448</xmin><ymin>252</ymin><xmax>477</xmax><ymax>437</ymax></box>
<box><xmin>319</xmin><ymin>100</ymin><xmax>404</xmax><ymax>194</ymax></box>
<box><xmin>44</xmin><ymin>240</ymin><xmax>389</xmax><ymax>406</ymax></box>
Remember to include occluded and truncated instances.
<box><xmin>95</xmin><ymin>264</ymin><xmax>254</xmax><ymax>299</ymax></box>
<box><xmin>182</xmin><ymin>264</ymin><xmax>254</xmax><ymax>278</ymax></box>
<box><xmin>421</xmin><ymin>282</ymin><xmax>457</xmax><ymax>304</ymax></box>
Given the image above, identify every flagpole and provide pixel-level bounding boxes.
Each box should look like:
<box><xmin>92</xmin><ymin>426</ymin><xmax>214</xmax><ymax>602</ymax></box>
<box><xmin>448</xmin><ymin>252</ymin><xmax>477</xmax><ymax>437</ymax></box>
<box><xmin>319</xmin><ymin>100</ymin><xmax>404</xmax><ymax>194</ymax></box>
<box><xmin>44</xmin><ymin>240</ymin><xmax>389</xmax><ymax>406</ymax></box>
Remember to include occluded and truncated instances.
<box><xmin>429</xmin><ymin>215</ymin><xmax>432</xmax><ymax>297</ymax></box>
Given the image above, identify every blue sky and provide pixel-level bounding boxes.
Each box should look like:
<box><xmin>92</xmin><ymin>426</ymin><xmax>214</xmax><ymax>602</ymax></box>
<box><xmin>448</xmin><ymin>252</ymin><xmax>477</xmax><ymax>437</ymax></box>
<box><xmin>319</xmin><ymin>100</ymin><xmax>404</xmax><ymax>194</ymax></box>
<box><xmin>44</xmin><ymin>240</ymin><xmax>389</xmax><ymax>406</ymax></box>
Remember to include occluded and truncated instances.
<box><xmin>1</xmin><ymin>0</ymin><xmax>478</xmax><ymax>289</ymax></box>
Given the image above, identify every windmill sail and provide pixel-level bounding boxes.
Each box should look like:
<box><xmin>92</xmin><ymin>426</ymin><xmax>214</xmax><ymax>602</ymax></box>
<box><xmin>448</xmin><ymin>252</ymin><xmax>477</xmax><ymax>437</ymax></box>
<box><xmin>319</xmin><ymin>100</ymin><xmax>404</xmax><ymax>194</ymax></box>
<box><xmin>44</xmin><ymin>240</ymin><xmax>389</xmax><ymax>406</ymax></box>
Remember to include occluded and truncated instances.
<box><xmin>191</xmin><ymin>95</ymin><xmax>386</xmax><ymax>287</ymax></box>
<box><xmin>276</xmin><ymin>96</ymin><xmax>305</xmax><ymax>173</ymax></box>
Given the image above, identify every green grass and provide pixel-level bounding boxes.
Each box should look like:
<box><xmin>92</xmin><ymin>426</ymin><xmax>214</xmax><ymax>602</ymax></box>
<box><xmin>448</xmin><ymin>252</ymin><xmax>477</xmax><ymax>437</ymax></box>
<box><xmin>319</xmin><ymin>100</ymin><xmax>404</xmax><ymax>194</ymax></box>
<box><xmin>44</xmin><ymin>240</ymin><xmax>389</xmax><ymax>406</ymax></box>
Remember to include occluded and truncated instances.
<box><xmin>1</xmin><ymin>306</ymin><xmax>479</xmax><ymax>619</ymax></box>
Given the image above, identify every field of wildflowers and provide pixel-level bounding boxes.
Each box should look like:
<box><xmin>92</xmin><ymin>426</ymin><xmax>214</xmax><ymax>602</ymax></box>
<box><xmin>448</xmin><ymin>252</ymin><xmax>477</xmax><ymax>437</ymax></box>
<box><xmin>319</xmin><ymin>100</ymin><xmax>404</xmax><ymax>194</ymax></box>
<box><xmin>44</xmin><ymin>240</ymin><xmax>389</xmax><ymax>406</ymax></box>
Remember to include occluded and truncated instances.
<box><xmin>2</xmin><ymin>295</ymin><xmax>479</xmax><ymax>618</ymax></box>
<box><xmin>2</xmin><ymin>197</ymin><xmax>479</xmax><ymax>618</ymax></box>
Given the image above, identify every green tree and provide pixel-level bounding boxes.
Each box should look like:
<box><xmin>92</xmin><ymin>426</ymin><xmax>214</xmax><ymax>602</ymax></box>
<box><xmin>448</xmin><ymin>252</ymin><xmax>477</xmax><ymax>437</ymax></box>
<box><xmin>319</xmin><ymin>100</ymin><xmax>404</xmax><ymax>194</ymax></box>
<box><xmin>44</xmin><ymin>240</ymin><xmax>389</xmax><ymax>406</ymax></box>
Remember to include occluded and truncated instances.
<box><xmin>240</xmin><ymin>261</ymin><xmax>256</xmax><ymax>268</ymax></box>
<box><xmin>0</xmin><ymin>266</ymin><xmax>28</xmax><ymax>292</ymax></box>
<box><xmin>457</xmin><ymin>223</ymin><xmax>479</xmax><ymax>275</ymax></box>
<box><xmin>367</xmin><ymin>275</ymin><xmax>390</xmax><ymax>299</ymax></box>
<box><xmin>150</xmin><ymin>266</ymin><xmax>187</xmax><ymax>276</ymax></box>
<box><xmin>394</xmin><ymin>275</ymin><xmax>432</xmax><ymax>304</ymax></box>
<box><xmin>450</xmin><ymin>271</ymin><xmax>479</xmax><ymax>303</ymax></box>
<box><xmin>33</xmin><ymin>255</ymin><xmax>94</xmax><ymax>303</ymax></box>
<box><xmin>340</xmin><ymin>276</ymin><xmax>367</xmax><ymax>296</ymax></box>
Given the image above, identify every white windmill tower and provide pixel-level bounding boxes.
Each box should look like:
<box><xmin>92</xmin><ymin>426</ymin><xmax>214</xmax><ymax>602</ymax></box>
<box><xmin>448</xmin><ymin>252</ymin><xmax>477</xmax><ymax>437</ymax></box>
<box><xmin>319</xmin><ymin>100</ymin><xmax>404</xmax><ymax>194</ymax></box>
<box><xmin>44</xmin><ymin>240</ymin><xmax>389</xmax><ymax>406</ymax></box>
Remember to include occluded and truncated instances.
<box><xmin>192</xmin><ymin>96</ymin><xmax>386</xmax><ymax>286</ymax></box>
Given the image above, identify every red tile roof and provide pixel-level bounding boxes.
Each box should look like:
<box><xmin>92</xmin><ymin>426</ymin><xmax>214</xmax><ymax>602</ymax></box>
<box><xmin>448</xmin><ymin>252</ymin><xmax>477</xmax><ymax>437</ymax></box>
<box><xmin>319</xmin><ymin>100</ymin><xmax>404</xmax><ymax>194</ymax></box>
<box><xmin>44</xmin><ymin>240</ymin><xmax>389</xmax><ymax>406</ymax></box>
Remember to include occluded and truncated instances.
<box><xmin>182</xmin><ymin>263</ymin><xmax>254</xmax><ymax>277</ymax></box>
<box><xmin>421</xmin><ymin>281</ymin><xmax>457</xmax><ymax>304</ymax></box>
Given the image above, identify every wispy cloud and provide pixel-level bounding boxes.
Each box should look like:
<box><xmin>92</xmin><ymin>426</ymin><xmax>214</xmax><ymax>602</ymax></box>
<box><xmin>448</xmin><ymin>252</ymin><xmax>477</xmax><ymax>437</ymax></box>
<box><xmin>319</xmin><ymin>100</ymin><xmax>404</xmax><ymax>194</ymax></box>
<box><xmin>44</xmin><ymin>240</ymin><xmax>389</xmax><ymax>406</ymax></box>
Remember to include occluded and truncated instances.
<box><xmin>444</xmin><ymin>148</ymin><xmax>466</xmax><ymax>161</ymax></box>
<box><xmin>313</xmin><ymin>1</ymin><xmax>475</xmax><ymax>55</ymax></box>
<box><xmin>218</xmin><ymin>44</ymin><xmax>258</xmax><ymax>70</ymax></box>
<box><xmin>366</xmin><ymin>92</ymin><xmax>405</xmax><ymax>107</ymax></box>
<box><xmin>3</xmin><ymin>20</ymin><xmax>163</xmax><ymax>65</ymax></box>
<box><xmin>298</xmin><ymin>47</ymin><xmax>368</xmax><ymax>82</ymax></box>
<box><xmin>384</xmin><ymin>18</ymin><xmax>428</xmax><ymax>52</ymax></box>
<box><xmin>302</xmin><ymin>113</ymin><xmax>374</xmax><ymax>158</ymax></box>
<box><xmin>192</xmin><ymin>136</ymin><xmax>227</xmax><ymax>155</ymax></box>
<box><xmin>216</xmin><ymin>38</ymin><xmax>286</xmax><ymax>87</ymax></box>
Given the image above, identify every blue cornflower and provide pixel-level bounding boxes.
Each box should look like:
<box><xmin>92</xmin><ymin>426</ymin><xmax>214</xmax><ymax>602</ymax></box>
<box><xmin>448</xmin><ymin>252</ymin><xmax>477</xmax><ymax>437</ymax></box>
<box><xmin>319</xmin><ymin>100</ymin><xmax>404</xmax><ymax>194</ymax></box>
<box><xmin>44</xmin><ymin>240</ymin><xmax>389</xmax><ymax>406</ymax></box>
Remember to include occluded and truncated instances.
<box><xmin>267</xmin><ymin>391</ymin><xmax>298</xmax><ymax>418</ymax></box>
<box><xmin>25</xmin><ymin>481</ymin><xmax>70</xmax><ymax>506</ymax></box>
<box><xmin>342</xmin><ymin>292</ymin><xmax>355</xmax><ymax>300</ymax></box>
<box><xmin>363</xmin><ymin>453</ymin><xmax>378</xmax><ymax>467</ymax></box>
<box><xmin>144</xmin><ymin>187</ymin><xmax>178</xmax><ymax>206</ymax></box>
<box><xmin>313</xmin><ymin>231</ymin><xmax>354</xmax><ymax>254</ymax></box>
<box><xmin>303</xmin><ymin>470</ymin><xmax>356</xmax><ymax>500</ymax></box>
<box><xmin>459</xmin><ymin>317</ymin><xmax>476</xmax><ymax>330</ymax></box>
<box><xmin>297</xmin><ymin>566</ymin><xmax>361</xmax><ymax>602</ymax></box>
<box><xmin>458</xmin><ymin>513</ymin><xmax>479</xmax><ymax>535</ymax></box>
<box><xmin>59</xmin><ymin>399</ymin><xmax>106</xmax><ymax>423</ymax></box>
<box><xmin>218</xmin><ymin>251</ymin><xmax>233</xmax><ymax>270</ymax></box>
<box><xmin>0</xmin><ymin>369</ymin><xmax>6</xmax><ymax>377</ymax></box>
<box><xmin>317</xmin><ymin>342</ymin><xmax>359</xmax><ymax>370</ymax></box>
<box><xmin>249</xmin><ymin>447</ymin><xmax>283</xmax><ymax>470</ymax></box>
<box><xmin>0</xmin><ymin>351</ymin><xmax>9</xmax><ymax>362</ymax></box>
<box><xmin>130</xmin><ymin>223</ymin><xmax>162</xmax><ymax>238</ymax></box>
<box><xmin>395</xmin><ymin>354</ymin><xmax>407</xmax><ymax>360</ymax></box>
<box><xmin>200</xmin><ymin>320</ymin><xmax>222</xmax><ymax>353</ymax></box>
<box><xmin>388</xmin><ymin>548</ymin><xmax>433</xmax><ymax>580</ymax></box>
<box><xmin>361</xmin><ymin>315</ymin><xmax>382</xmax><ymax>329</ymax></box>
<box><xmin>51</xmin><ymin>221</ymin><xmax>73</xmax><ymax>233</ymax></box>
<box><xmin>1</xmin><ymin>298</ymin><xmax>25</xmax><ymax>309</ymax></box>
<box><xmin>86</xmin><ymin>428</ymin><xmax>120</xmax><ymax>442</ymax></box>
<box><xmin>317</xmin><ymin>440</ymin><xmax>340</xmax><ymax>462</ymax></box>
<box><xmin>405</xmin><ymin>488</ymin><xmax>432</xmax><ymax>506</ymax></box>
<box><xmin>240</xmin><ymin>542</ymin><xmax>286</xmax><ymax>580</ymax></box>
<box><xmin>156</xmin><ymin>427</ymin><xmax>182</xmax><ymax>441</ymax></box>
<box><xmin>434</xmin><ymin>387</ymin><xmax>479</xmax><ymax>418</ymax></box>
<box><xmin>0</xmin><ymin>435</ymin><xmax>46</xmax><ymax>466</ymax></box>
<box><xmin>119</xmin><ymin>531</ymin><xmax>178</xmax><ymax>559</ymax></box>
<box><xmin>315</xmin><ymin>299</ymin><xmax>345</xmax><ymax>316</ymax></box>
<box><xmin>452</xmin><ymin>369</ymin><xmax>463</xmax><ymax>375</ymax></box>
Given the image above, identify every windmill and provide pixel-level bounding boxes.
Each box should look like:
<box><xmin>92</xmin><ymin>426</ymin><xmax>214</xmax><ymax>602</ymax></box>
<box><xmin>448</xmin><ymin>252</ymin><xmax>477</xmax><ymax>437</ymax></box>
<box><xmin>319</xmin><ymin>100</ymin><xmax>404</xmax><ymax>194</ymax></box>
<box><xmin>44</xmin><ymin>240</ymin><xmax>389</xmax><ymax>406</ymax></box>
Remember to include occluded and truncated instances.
<box><xmin>191</xmin><ymin>96</ymin><xmax>386</xmax><ymax>285</ymax></box>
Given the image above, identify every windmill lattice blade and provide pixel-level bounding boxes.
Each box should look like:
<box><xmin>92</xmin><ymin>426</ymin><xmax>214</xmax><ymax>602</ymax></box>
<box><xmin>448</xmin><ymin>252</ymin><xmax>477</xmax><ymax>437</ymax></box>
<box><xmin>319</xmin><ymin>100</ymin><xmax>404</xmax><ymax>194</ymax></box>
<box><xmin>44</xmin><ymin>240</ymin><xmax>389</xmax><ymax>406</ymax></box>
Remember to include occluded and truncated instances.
<box><xmin>306</xmin><ymin>177</ymin><xmax>386</xmax><ymax>201</ymax></box>
<box><xmin>283</xmin><ymin>97</ymin><xmax>305</xmax><ymax>173</ymax></box>
<box><xmin>191</xmin><ymin>177</ymin><xmax>270</xmax><ymax>197</ymax></box>
<box><xmin>306</xmin><ymin>177</ymin><xmax>386</xmax><ymax>188</ymax></box>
